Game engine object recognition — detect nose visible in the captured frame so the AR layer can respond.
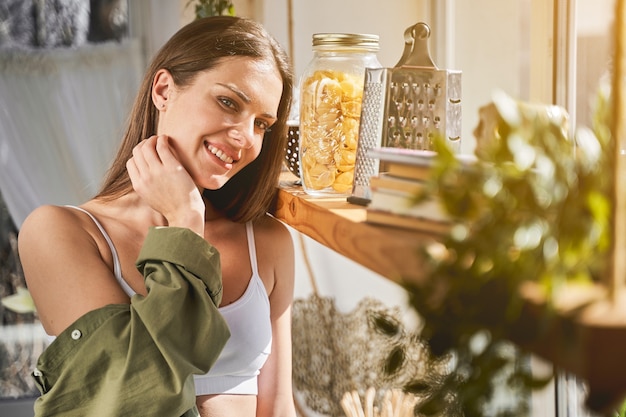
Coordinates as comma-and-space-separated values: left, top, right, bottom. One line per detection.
228, 117, 256, 149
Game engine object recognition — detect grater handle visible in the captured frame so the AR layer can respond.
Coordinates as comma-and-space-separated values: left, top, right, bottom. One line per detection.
394, 22, 437, 69
394, 25, 417, 67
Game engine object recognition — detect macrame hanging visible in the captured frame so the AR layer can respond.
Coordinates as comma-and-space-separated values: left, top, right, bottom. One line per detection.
290, 234, 450, 417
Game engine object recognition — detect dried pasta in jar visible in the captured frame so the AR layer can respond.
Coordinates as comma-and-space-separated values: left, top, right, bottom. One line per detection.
299, 33, 380, 196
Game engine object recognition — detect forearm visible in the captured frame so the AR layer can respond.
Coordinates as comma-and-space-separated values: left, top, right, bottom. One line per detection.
134, 226, 230, 373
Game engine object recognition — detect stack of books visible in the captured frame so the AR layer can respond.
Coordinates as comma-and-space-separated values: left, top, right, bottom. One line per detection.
365, 147, 476, 235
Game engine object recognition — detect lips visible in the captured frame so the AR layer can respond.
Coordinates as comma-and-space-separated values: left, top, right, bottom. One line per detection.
207, 144, 235, 164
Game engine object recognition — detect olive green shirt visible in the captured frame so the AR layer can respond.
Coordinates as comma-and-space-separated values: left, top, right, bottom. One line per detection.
31, 227, 231, 417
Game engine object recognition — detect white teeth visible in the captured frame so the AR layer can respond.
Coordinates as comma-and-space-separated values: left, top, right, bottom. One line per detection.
208, 144, 234, 164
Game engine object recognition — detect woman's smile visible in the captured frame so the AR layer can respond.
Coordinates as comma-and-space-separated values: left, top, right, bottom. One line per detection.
207, 143, 235, 164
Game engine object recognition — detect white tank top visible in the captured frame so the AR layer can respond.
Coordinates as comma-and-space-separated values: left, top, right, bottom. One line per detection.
193, 223, 272, 396
67, 206, 272, 395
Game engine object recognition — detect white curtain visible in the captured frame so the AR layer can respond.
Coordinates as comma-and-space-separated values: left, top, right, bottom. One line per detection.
0, 39, 143, 228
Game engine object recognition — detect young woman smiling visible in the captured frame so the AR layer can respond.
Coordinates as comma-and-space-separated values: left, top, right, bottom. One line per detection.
19, 16, 296, 417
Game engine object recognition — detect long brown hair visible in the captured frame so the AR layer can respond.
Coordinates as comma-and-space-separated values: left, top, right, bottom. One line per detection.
96, 16, 293, 222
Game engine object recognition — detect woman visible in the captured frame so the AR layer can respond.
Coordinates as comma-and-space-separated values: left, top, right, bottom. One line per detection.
18, 16, 296, 417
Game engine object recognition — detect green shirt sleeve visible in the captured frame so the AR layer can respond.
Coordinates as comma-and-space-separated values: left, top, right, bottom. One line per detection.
32, 227, 231, 417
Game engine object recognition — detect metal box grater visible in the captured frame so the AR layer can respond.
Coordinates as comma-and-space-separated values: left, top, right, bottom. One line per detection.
348, 22, 462, 205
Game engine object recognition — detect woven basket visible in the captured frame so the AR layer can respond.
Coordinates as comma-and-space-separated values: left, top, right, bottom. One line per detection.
285, 123, 300, 178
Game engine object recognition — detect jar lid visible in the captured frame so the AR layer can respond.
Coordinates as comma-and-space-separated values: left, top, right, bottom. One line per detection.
312, 33, 380, 51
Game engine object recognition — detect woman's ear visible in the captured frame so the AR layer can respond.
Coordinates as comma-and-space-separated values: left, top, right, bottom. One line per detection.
152, 69, 173, 111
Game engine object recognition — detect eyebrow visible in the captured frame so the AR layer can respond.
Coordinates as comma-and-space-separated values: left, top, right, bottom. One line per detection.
217, 83, 277, 120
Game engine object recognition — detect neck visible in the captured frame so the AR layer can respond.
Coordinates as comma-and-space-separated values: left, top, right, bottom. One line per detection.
203, 199, 224, 222
97, 192, 169, 228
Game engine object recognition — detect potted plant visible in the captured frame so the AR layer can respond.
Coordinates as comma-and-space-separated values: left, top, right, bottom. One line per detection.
384, 84, 613, 416
186, 0, 235, 18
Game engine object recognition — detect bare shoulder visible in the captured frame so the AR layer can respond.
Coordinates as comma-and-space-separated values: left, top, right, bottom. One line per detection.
18, 204, 104, 256
19, 205, 90, 248
19, 204, 128, 335
18, 204, 103, 280
252, 214, 294, 250
21, 204, 83, 227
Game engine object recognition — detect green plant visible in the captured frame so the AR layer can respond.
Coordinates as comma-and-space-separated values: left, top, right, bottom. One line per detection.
186, 0, 235, 19
388, 88, 613, 416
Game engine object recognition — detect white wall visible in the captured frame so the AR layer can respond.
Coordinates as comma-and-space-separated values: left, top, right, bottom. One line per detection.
451, 0, 526, 154
288, 229, 418, 321
575, 0, 614, 129
259, 0, 428, 79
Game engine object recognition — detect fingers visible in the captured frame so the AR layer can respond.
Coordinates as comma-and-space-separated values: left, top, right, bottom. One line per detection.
127, 135, 162, 194
132, 135, 183, 173
125, 135, 205, 233
126, 134, 195, 199
131, 135, 160, 173
127, 135, 177, 179
154, 134, 182, 168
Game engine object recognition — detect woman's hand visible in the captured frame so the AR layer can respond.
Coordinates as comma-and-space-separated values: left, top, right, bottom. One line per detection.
127, 135, 205, 235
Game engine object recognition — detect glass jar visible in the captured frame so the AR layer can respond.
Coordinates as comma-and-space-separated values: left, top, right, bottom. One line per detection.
299, 33, 381, 196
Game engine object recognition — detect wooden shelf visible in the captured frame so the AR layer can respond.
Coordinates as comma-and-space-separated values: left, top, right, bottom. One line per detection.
271, 173, 438, 285
271, 172, 626, 414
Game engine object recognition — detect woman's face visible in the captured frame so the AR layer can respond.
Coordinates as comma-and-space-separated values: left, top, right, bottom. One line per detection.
154, 56, 283, 190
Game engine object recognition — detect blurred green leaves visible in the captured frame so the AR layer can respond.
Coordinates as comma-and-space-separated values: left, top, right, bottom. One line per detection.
394, 89, 612, 416
187, 0, 235, 19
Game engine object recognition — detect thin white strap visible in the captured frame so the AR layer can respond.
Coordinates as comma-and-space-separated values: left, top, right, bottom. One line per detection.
245, 222, 260, 277
64, 205, 135, 297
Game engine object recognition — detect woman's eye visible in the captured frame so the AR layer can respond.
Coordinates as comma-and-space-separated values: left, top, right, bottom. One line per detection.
219, 97, 237, 110
255, 120, 272, 132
